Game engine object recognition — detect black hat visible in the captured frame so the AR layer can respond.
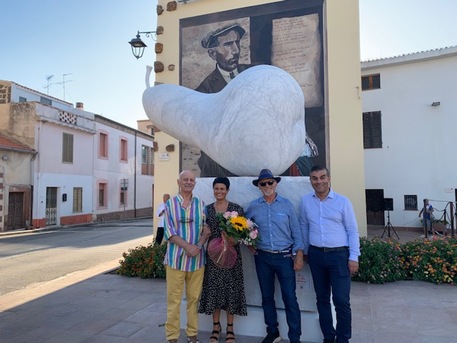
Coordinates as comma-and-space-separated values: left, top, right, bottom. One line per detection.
201, 23, 245, 49
252, 169, 281, 187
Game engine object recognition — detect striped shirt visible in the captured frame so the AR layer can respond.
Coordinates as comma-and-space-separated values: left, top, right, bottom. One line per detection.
163, 193, 206, 271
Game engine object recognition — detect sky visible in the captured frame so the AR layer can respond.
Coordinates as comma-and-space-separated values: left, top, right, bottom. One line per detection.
2, 0, 457, 129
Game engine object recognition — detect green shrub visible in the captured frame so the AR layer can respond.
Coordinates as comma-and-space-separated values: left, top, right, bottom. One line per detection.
352, 237, 405, 284
353, 236, 457, 285
117, 243, 167, 279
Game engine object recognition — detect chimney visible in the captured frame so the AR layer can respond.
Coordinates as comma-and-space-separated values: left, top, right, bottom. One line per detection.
76, 102, 84, 109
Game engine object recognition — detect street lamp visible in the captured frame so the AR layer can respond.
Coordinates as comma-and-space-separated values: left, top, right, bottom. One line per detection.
128, 31, 156, 59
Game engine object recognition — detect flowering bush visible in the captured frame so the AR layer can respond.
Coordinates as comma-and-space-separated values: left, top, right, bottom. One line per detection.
352, 237, 405, 284
217, 211, 259, 247
117, 243, 166, 279
402, 237, 457, 284
353, 236, 457, 285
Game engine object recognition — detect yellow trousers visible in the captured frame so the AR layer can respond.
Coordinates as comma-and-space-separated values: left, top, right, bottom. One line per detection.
165, 265, 205, 340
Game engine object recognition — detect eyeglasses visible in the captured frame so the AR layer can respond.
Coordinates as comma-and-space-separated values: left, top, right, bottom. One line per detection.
259, 180, 275, 187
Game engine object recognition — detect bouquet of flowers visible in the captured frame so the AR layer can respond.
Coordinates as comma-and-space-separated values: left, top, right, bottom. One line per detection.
207, 211, 259, 268
217, 211, 259, 247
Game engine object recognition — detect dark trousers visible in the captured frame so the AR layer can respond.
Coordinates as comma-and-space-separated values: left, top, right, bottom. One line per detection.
254, 250, 301, 342
155, 227, 164, 245
308, 246, 352, 343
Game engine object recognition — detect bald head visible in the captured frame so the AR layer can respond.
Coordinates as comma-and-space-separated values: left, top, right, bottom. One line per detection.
178, 170, 196, 195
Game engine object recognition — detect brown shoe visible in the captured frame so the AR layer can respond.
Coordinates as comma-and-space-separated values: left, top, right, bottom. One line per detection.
167, 340, 178, 343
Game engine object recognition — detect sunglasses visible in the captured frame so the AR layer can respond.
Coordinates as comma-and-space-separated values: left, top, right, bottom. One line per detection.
259, 180, 275, 187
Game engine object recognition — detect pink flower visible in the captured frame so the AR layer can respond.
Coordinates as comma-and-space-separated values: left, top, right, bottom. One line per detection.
249, 229, 258, 239
223, 211, 239, 219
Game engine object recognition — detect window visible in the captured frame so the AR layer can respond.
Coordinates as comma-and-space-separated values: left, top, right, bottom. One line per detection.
98, 182, 107, 207
120, 190, 127, 206
40, 96, 52, 106
120, 178, 128, 206
120, 138, 128, 162
62, 133, 74, 163
404, 195, 418, 211
73, 187, 83, 212
99, 132, 108, 158
361, 74, 381, 90
141, 145, 154, 175
19, 96, 27, 102
363, 111, 382, 149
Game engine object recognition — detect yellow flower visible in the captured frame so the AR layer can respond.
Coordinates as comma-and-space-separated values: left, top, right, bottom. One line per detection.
230, 216, 248, 231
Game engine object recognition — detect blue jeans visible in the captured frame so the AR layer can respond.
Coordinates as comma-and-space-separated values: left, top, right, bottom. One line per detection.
308, 246, 352, 343
254, 250, 301, 342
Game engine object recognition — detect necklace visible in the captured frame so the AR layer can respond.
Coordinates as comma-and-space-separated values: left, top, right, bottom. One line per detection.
214, 200, 228, 213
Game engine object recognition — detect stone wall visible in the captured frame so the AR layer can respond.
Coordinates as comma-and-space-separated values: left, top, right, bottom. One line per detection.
0, 102, 36, 148
0, 82, 12, 104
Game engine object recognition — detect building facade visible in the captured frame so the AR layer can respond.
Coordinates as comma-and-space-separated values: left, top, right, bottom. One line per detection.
150, 0, 367, 237
94, 115, 154, 222
0, 134, 36, 231
362, 46, 457, 228
0, 80, 154, 231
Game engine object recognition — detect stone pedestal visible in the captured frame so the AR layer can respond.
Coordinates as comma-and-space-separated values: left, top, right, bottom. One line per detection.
181, 176, 323, 342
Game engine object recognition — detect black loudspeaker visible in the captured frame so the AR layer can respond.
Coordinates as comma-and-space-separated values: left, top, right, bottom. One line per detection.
384, 198, 393, 211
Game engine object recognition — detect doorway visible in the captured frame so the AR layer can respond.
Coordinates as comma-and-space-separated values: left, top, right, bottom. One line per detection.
46, 187, 57, 225
7, 192, 25, 229
366, 189, 385, 225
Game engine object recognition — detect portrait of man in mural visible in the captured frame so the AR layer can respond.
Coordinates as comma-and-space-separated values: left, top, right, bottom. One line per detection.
196, 23, 253, 93
195, 23, 257, 177
180, 1, 325, 178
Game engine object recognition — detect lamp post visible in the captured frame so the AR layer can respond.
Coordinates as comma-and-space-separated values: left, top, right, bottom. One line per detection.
128, 31, 156, 59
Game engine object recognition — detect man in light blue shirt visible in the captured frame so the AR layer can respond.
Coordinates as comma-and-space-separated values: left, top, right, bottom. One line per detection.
299, 165, 360, 343
246, 169, 304, 343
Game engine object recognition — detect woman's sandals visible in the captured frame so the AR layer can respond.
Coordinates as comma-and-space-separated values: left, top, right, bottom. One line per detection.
209, 322, 221, 343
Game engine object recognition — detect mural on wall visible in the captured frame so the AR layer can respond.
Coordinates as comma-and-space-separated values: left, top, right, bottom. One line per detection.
180, 0, 325, 177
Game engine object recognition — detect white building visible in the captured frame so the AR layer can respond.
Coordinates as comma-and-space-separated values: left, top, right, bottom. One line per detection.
362, 46, 457, 229
0, 80, 154, 231
93, 115, 154, 222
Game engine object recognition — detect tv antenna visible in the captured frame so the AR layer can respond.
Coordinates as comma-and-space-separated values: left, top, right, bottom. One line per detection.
44, 75, 54, 94
53, 73, 73, 100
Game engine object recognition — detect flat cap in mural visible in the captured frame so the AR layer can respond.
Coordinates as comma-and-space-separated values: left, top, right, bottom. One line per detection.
201, 23, 246, 48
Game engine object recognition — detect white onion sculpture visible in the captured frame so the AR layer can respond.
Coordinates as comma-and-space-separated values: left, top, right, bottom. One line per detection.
143, 64, 306, 176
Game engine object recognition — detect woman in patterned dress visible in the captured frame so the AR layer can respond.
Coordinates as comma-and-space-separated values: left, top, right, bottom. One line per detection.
199, 177, 247, 343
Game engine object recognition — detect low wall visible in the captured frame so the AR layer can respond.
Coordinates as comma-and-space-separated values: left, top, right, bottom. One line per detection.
96, 207, 152, 222
60, 213, 93, 226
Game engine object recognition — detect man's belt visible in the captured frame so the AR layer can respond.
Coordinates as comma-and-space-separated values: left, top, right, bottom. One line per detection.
310, 245, 348, 252
258, 248, 292, 254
